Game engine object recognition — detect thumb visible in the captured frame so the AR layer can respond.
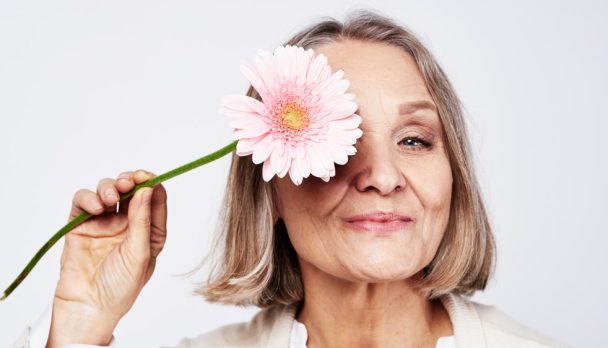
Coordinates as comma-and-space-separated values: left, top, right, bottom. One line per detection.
125, 187, 154, 263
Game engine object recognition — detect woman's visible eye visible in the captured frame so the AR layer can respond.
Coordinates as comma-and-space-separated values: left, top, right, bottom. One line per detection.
398, 136, 432, 151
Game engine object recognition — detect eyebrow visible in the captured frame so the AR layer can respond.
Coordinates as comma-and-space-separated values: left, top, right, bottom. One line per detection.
398, 100, 437, 115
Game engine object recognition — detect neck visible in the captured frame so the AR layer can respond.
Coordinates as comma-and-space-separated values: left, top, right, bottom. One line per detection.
295, 260, 453, 348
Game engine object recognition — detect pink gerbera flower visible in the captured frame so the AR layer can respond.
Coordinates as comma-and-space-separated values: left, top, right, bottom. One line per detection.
220, 45, 363, 185
1, 45, 365, 301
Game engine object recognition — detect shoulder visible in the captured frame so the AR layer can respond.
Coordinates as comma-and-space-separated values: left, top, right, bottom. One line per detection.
447, 293, 571, 348
167, 303, 297, 348
472, 300, 568, 347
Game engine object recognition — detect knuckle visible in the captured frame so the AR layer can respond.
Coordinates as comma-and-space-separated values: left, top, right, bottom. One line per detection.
137, 169, 156, 177
134, 211, 151, 225
97, 177, 114, 189
117, 171, 132, 180
73, 189, 90, 203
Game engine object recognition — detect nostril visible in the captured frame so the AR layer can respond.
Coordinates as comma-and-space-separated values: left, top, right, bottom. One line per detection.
355, 167, 407, 195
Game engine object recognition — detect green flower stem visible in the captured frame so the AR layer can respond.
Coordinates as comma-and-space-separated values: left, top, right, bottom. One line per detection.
1, 140, 238, 302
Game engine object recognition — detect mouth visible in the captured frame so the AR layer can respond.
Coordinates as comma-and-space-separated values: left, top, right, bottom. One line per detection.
345, 211, 413, 234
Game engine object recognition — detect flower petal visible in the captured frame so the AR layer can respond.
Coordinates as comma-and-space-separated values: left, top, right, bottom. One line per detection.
345, 144, 356, 156
293, 47, 312, 85
221, 95, 267, 115
251, 135, 275, 164
228, 114, 267, 130
308, 145, 330, 178
240, 62, 271, 101
317, 101, 358, 122
236, 135, 265, 156
306, 54, 331, 86
312, 142, 335, 172
326, 114, 362, 130
288, 161, 304, 186
262, 159, 276, 182
284, 154, 306, 180
326, 128, 363, 146
316, 70, 349, 98
324, 141, 349, 165
269, 141, 289, 174
278, 155, 291, 178
252, 50, 278, 97
232, 122, 271, 140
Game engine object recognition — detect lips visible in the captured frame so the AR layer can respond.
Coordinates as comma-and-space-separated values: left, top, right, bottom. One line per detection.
346, 211, 413, 223
345, 211, 413, 234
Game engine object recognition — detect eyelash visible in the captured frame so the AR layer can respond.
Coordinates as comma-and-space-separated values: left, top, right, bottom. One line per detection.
398, 136, 433, 151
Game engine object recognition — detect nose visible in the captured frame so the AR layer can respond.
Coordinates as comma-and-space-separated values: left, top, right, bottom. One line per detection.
351, 137, 406, 196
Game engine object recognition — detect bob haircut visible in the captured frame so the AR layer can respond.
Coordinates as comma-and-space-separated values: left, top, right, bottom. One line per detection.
189, 9, 496, 308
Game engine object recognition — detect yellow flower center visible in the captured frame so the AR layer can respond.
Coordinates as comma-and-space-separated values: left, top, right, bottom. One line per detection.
280, 102, 308, 131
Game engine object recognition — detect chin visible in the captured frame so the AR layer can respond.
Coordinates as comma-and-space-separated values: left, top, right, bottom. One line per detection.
342, 258, 419, 283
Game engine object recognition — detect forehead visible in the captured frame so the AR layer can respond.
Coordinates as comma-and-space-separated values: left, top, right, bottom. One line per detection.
313, 39, 431, 98
313, 39, 438, 127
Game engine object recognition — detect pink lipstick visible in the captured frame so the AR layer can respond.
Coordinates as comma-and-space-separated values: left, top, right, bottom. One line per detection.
345, 211, 413, 234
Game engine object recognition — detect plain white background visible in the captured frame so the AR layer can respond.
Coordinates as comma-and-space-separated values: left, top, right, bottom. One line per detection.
0, 0, 606, 346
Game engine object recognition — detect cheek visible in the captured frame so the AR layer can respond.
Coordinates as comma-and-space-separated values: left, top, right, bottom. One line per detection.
277, 174, 346, 211
424, 166, 452, 212
408, 152, 453, 212
413, 156, 453, 250
282, 210, 342, 277
275, 178, 347, 264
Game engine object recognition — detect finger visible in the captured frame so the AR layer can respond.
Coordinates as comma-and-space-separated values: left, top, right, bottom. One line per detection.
115, 171, 135, 193
96, 178, 120, 210
117, 169, 156, 214
115, 171, 135, 214
124, 187, 154, 266
68, 189, 106, 220
133, 169, 157, 185
149, 184, 168, 259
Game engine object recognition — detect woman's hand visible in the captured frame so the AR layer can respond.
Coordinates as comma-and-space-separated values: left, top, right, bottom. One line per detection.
46, 169, 167, 347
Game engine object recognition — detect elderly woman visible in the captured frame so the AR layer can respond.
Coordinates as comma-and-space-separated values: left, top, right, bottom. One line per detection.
14, 10, 566, 348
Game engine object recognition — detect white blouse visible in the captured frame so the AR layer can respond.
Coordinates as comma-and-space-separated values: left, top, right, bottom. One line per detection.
25, 298, 457, 347
18, 292, 568, 347
289, 318, 456, 348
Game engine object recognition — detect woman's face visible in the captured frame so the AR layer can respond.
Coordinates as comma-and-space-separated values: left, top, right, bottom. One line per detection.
272, 39, 453, 282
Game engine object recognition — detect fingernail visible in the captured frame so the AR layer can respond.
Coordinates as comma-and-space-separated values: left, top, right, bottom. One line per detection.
105, 188, 118, 200
117, 173, 130, 181
93, 201, 103, 211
